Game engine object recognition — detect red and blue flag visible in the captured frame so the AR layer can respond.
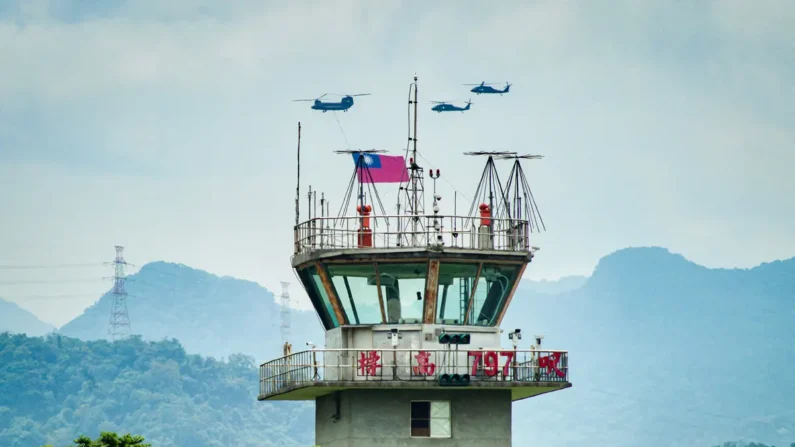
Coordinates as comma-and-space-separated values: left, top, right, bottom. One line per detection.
352, 153, 408, 183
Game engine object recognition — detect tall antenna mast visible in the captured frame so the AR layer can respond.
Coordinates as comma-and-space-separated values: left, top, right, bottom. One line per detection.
397, 74, 426, 246
295, 122, 301, 226
280, 281, 291, 347
107, 245, 132, 341
412, 72, 419, 215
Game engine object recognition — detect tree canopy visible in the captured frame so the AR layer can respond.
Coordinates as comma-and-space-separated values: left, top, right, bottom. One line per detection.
42, 431, 150, 447
0, 332, 313, 447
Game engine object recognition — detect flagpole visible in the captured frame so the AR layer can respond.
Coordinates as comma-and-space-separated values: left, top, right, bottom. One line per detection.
358, 152, 365, 213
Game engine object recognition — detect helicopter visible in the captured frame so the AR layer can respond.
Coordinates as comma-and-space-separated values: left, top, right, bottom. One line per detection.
430, 99, 472, 113
463, 82, 511, 95
292, 93, 371, 112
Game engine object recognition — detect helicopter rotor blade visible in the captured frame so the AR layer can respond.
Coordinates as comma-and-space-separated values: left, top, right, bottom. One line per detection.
293, 93, 328, 102
333, 148, 389, 154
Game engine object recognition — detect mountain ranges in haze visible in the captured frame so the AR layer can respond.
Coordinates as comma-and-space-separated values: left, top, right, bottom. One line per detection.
504, 246, 795, 447
2, 246, 794, 447
58, 261, 326, 361
0, 297, 55, 337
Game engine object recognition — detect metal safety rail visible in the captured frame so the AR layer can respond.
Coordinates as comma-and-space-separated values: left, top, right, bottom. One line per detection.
293, 215, 533, 255
259, 348, 568, 398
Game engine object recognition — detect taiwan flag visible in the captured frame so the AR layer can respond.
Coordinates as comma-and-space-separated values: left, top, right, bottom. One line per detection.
352, 153, 409, 184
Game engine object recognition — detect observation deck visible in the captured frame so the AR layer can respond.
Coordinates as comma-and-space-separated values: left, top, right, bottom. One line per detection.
258, 346, 570, 402
294, 214, 533, 258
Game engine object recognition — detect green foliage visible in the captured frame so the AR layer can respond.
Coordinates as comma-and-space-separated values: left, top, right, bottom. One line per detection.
41, 431, 150, 447
0, 332, 313, 447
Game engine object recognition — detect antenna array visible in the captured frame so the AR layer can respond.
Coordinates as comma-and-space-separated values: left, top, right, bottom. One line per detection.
397, 74, 427, 246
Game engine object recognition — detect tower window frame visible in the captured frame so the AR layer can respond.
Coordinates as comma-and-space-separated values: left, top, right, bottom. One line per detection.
409, 400, 451, 438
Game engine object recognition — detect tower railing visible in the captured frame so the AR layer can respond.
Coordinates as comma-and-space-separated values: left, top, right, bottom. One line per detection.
258, 348, 568, 399
293, 215, 534, 255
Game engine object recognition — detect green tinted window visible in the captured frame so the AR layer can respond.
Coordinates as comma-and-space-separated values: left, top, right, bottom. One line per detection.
326, 263, 384, 325
436, 263, 480, 324
469, 263, 521, 326
297, 265, 338, 329
375, 262, 428, 323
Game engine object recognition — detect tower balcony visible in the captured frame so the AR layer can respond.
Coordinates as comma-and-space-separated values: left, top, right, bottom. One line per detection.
293, 214, 534, 258
258, 347, 570, 402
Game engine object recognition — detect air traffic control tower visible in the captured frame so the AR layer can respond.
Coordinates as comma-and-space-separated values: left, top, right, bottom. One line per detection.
258, 77, 571, 446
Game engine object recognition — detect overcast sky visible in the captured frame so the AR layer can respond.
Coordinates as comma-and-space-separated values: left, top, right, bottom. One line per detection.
1, 0, 793, 327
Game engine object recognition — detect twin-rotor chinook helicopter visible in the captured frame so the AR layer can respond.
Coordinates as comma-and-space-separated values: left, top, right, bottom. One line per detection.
292, 93, 372, 113
294, 81, 510, 114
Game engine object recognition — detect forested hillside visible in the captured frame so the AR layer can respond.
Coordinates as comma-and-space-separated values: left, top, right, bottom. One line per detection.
0, 332, 313, 447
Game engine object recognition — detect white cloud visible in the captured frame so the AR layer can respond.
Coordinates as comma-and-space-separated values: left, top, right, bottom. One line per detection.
0, 0, 407, 102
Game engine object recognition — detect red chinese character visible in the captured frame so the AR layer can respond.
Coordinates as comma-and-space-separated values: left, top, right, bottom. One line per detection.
412, 351, 436, 376
358, 350, 382, 376
538, 352, 565, 378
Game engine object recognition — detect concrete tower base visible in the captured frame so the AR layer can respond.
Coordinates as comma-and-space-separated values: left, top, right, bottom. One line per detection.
315, 389, 512, 447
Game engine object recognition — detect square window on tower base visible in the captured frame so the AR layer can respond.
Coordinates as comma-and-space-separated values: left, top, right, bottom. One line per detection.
410, 400, 451, 438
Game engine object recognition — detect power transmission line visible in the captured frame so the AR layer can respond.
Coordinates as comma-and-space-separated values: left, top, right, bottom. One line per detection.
0, 263, 104, 270
1, 294, 94, 301
0, 279, 108, 285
